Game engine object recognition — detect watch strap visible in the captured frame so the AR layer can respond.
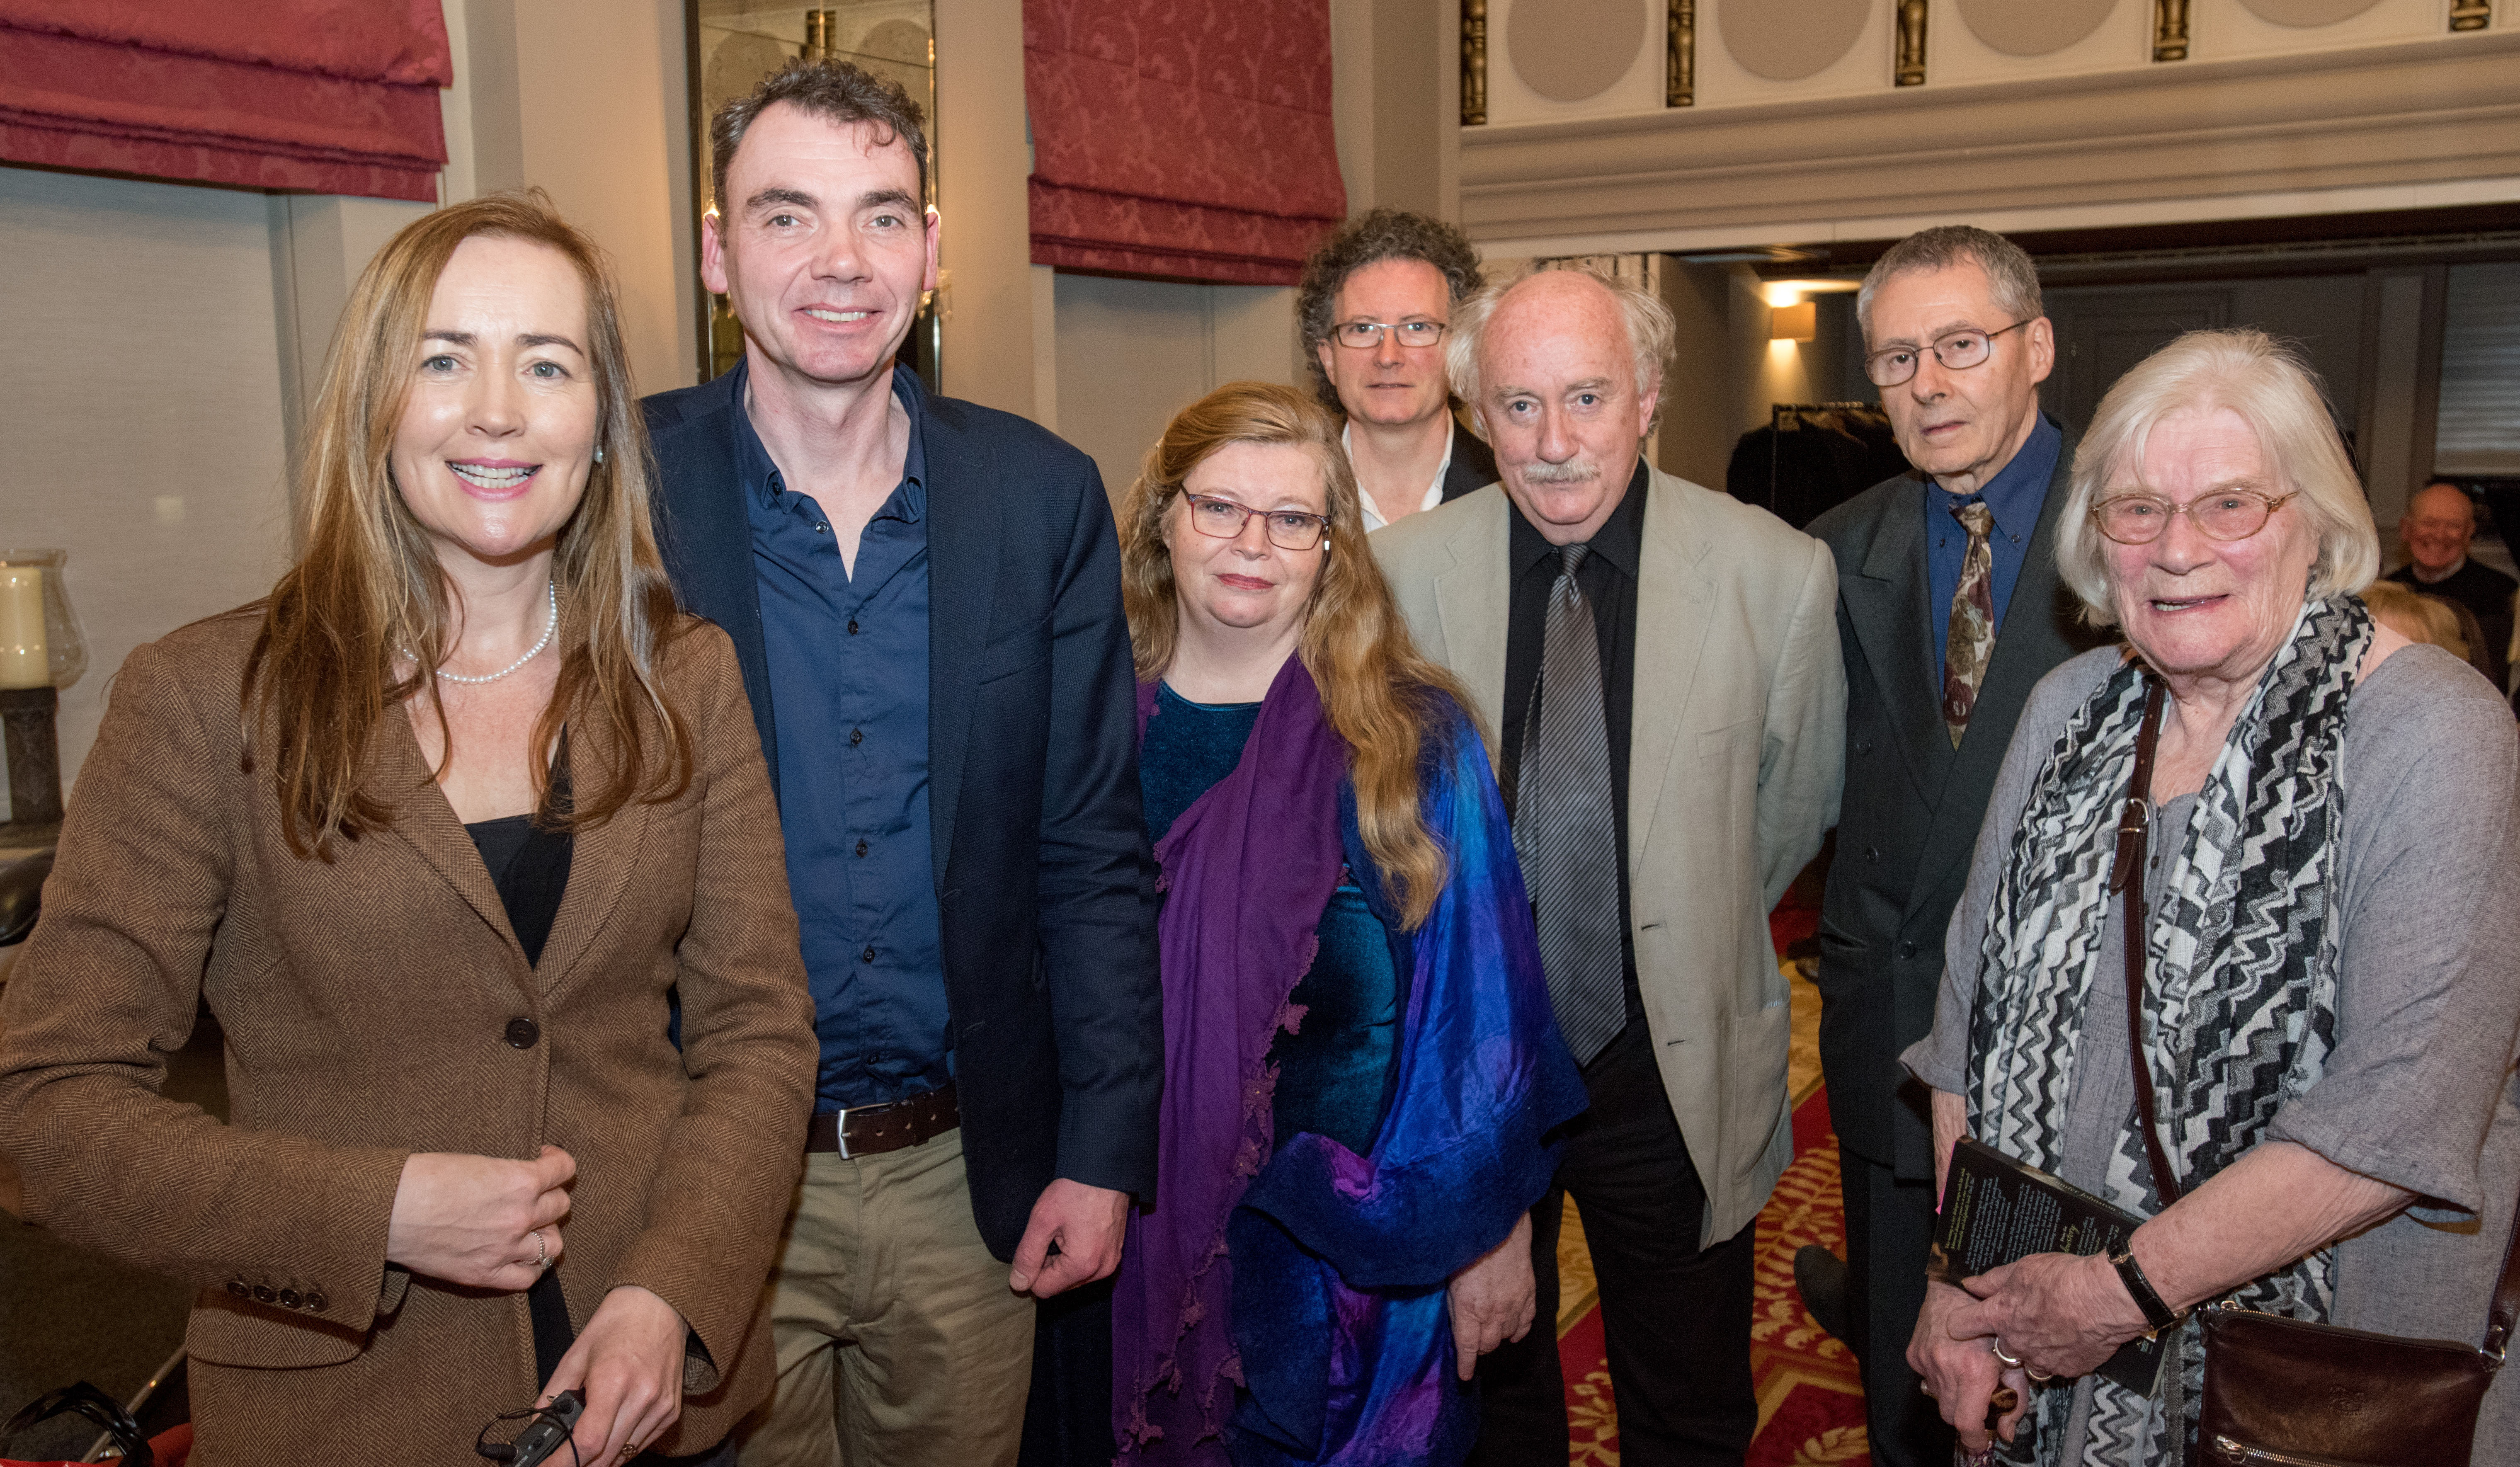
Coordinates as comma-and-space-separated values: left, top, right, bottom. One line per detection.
2111, 1243, 2181, 1334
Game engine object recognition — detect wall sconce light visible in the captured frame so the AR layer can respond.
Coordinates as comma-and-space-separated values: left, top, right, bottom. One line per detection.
0, 548, 89, 839
1769, 301, 1817, 342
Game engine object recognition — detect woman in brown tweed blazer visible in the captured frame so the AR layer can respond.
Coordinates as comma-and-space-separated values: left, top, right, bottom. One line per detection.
0, 193, 815, 1464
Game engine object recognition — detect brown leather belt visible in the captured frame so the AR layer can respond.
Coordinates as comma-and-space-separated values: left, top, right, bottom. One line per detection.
806, 1081, 959, 1157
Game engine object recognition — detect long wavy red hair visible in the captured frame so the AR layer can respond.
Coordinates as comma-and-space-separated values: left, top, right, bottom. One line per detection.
1119, 382, 1475, 930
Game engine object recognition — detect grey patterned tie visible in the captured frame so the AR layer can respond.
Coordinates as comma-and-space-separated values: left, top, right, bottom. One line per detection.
1513, 544, 1629, 1066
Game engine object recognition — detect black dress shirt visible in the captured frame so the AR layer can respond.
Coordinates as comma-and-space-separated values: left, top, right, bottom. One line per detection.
1500, 458, 1650, 1028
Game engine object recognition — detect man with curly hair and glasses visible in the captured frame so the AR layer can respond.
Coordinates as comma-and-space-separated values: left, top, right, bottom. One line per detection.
1296, 209, 1499, 531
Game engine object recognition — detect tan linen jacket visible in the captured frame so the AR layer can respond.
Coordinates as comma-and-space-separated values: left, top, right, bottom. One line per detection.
1373, 468, 1846, 1245
0, 607, 816, 1462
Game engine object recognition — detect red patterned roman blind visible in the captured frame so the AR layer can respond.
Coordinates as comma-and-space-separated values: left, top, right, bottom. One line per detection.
1024, 0, 1347, 286
0, 0, 450, 201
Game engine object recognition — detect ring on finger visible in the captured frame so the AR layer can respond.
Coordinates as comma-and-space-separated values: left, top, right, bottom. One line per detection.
1990, 1341, 2025, 1369
530, 1229, 549, 1270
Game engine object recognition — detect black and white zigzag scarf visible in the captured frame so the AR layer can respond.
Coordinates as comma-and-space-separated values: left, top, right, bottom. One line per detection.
1964, 593, 2373, 1467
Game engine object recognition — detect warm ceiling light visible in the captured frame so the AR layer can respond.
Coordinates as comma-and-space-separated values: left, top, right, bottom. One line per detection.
1770, 301, 1817, 342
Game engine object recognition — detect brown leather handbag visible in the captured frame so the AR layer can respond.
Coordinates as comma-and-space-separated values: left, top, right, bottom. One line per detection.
2109, 678, 2520, 1467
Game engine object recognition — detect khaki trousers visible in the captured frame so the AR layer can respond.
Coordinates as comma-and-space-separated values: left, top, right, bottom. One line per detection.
734, 1128, 1034, 1467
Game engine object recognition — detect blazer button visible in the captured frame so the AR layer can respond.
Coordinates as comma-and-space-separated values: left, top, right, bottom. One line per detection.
505, 1018, 541, 1049
1865, 845, 1882, 864
279, 1288, 303, 1309
306, 1289, 330, 1313
227, 1278, 250, 1298
252, 1283, 276, 1303
1899, 940, 1919, 958
1856, 740, 1873, 756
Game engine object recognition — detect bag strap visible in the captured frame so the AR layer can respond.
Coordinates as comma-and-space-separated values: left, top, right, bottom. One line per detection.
2103, 673, 2520, 1360
2109, 676, 2183, 1208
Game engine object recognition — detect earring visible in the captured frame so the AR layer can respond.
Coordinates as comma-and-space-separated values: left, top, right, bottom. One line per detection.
594, 444, 606, 464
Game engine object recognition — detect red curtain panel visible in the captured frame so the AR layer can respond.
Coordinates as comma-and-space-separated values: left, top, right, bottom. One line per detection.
0, 0, 450, 201
1025, 0, 1346, 286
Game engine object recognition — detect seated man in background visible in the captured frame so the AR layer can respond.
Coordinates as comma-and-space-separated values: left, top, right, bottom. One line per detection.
1295, 208, 1497, 529
2388, 478, 2515, 692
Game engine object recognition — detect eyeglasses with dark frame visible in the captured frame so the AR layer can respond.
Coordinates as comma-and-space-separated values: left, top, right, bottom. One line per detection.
1864, 318, 2034, 387
1181, 492, 1333, 551
2090, 488, 2299, 545
1331, 319, 1448, 350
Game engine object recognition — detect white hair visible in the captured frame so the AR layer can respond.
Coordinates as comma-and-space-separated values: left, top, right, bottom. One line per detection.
1444, 267, 1675, 432
2054, 327, 2379, 628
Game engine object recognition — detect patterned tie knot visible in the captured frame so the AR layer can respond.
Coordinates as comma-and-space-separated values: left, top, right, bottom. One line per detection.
1557, 543, 1591, 579
1954, 500, 1994, 537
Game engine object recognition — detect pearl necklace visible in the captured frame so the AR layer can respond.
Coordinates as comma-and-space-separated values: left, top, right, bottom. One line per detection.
417, 581, 557, 684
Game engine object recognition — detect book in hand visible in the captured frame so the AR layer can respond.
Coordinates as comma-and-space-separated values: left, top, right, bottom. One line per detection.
1930, 1137, 2168, 1396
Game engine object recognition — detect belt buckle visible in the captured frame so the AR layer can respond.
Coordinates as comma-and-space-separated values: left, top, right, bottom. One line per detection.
833, 1105, 856, 1160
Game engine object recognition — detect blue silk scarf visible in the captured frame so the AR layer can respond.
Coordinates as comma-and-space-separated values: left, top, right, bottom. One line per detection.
1113, 657, 1585, 1466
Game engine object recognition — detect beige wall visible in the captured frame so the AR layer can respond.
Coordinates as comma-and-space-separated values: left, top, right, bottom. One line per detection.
1050, 274, 1306, 500
0, 168, 298, 805
934, 0, 1043, 417
470, 0, 700, 396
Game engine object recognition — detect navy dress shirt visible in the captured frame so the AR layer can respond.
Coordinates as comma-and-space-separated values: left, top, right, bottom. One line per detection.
736, 360, 949, 1113
1924, 412, 2062, 686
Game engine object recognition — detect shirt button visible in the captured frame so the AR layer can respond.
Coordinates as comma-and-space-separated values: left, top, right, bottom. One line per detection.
847, 619, 859, 635
849, 728, 863, 747
504, 1018, 541, 1049
856, 839, 868, 857
861, 946, 877, 963
815, 522, 828, 533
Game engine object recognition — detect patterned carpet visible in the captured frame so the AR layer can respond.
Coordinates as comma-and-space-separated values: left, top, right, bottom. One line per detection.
1553, 955, 1870, 1466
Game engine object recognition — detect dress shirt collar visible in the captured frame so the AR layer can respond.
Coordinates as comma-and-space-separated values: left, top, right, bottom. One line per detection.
1346, 420, 1454, 532
731, 356, 928, 521
1509, 456, 1649, 580
1931, 410, 2059, 541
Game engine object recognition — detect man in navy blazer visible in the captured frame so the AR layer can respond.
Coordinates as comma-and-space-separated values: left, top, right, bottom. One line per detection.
642, 59, 1159, 1467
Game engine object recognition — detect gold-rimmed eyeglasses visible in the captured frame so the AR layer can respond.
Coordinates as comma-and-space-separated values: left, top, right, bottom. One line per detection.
1332, 319, 1447, 349
1865, 318, 2034, 387
1182, 492, 1332, 551
2090, 489, 2298, 546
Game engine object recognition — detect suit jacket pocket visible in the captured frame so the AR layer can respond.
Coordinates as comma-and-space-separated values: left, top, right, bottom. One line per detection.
1721, 1003, 1793, 1189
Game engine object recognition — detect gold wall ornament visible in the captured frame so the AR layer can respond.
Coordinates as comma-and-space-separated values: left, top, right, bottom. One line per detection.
1895, 0, 1928, 86
1668, 0, 1696, 107
803, 9, 837, 62
1462, 0, 1488, 125
2154, 0, 2191, 61
2450, 0, 2490, 29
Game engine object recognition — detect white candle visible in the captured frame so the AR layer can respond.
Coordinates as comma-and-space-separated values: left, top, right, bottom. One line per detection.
0, 567, 47, 689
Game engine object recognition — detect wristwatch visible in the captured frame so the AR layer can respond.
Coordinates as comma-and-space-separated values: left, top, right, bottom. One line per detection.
2109, 1242, 2183, 1335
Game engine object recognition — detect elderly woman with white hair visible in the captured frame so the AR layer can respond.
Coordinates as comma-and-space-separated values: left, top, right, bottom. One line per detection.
1901, 327, 2520, 1465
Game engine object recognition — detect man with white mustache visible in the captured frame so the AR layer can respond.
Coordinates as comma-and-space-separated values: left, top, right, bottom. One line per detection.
1373, 267, 1844, 1465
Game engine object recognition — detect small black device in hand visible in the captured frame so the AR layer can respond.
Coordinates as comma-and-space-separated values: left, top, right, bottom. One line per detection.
477, 1388, 584, 1466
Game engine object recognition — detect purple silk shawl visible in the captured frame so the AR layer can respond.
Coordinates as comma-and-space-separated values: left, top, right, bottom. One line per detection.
1114, 657, 1349, 1459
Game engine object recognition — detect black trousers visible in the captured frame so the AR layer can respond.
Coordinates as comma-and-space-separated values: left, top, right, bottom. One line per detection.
1840, 1150, 1956, 1467
1467, 1023, 1758, 1467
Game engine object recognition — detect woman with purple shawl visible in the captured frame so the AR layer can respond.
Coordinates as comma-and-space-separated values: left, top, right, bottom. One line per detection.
1106, 382, 1586, 1467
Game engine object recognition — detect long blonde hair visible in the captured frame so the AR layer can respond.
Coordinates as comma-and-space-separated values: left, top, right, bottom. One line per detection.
244, 189, 691, 856
1120, 382, 1472, 930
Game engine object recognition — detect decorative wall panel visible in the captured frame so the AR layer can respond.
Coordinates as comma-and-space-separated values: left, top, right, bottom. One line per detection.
1510, 0, 1647, 100
1956, 0, 2119, 55
2238, 0, 2384, 23
1720, 0, 1871, 80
